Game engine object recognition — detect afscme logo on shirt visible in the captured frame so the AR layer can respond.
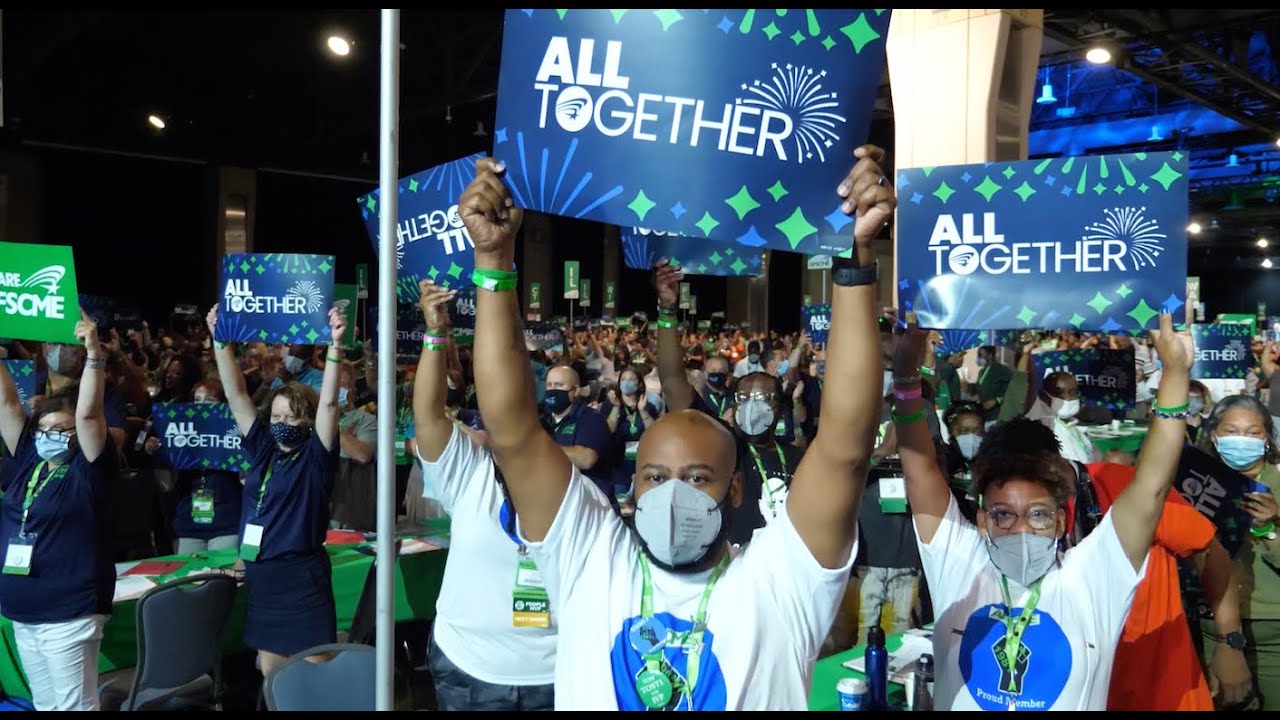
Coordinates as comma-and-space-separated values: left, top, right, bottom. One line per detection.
531, 37, 846, 164
0, 265, 68, 320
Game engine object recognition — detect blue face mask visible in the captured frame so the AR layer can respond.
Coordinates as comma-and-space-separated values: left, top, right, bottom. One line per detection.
619, 379, 640, 395
1215, 435, 1266, 470
35, 431, 74, 462
777, 360, 790, 376
338, 388, 349, 406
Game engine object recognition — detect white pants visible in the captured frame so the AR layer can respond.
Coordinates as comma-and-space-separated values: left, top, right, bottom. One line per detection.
13, 615, 108, 711
175, 534, 240, 555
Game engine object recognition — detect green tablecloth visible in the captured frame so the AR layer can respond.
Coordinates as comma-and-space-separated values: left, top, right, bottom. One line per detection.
1084, 424, 1148, 455
0, 521, 450, 701
808, 637, 910, 711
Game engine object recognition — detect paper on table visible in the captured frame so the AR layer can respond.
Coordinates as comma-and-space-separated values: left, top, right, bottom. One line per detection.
113, 575, 157, 603
841, 628, 935, 684
399, 539, 443, 556
122, 560, 187, 577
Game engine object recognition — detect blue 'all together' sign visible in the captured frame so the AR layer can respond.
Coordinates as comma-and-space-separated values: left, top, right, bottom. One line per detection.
493, 9, 890, 255
1, 360, 35, 416
1192, 323, 1254, 379
1032, 348, 1136, 410
150, 403, 248, 473
802, 304, 831, 345
897, 152, 1189, 332
621, 227, 762, 277
358, 154, 484, 302
215, 254, 335, 346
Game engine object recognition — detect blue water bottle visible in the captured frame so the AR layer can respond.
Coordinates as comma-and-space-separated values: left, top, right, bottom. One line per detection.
865, 624, 889, 711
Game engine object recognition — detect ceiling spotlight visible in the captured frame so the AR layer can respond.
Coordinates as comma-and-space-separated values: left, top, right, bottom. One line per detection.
147, 115, 166, 130
327, 36, 351, 56
1187, 222, 1202, 235
1260, 238, 1270, 249
473, 121, 488, 138
1263, 258, 1274, 269
1085, 46, 1112, 64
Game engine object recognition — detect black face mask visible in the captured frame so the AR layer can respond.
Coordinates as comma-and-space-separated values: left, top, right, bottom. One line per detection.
544, 389, 573, 415
446, 386, 466, 408
707, 372, 727, 389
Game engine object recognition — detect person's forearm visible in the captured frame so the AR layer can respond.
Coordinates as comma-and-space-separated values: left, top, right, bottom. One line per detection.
811, 252, 879, 468
339, 432, 375, 464
999, 371, 1029, 422
656, 321, 694, 411
77, 347, 106, 422
1200, 540, 1243, 636
474, 253, 543, 453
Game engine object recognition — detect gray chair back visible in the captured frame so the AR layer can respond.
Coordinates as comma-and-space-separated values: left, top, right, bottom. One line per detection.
128, 573, 238, 709
264, 644, 377, 711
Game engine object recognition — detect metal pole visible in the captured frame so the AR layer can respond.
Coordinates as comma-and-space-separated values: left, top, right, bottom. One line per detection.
822, 268, 829, 304
375, 8, 400, 712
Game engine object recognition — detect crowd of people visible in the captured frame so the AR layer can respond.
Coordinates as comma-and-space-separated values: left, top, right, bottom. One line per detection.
0, 148, 1278, 710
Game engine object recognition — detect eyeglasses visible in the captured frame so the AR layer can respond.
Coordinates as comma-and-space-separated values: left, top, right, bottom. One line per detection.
735, 391, 775, 404
35, 427, 75, 442
985, 506, 1058, 531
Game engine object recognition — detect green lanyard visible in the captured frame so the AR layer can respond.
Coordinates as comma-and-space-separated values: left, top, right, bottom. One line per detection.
747, 442, 787, 481
255, 455, 297, 514
708, 392, 730, 415
637, 552, 730, 707
21, 462, 68, 538
997, 576, 1042, 694
629, 409, 641, 436
978, 365, 991, 387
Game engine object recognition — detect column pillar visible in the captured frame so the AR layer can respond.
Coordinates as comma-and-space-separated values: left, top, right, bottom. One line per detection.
522, 211, 553, 321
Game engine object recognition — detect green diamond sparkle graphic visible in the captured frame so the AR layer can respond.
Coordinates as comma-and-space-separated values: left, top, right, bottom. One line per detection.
766, 180, 788, 202
1016, 306, 1037, 325
1069, 313, 1086, 328
1087, 292, 1112, 315
775, 207, 818, 248
1127, 299, 1159, 328
973, 176, 1003, 202
306, 329, 319, 343
1150, 162, 1184, 191
1001, 166, 1015, 180
821, 35, 836, 51
839, 13, 881, 53
1115, 284, 1132, 299
1092, 182, 1107, 196
694, 211, 720, 237
762, 21, 780, 40
708, 251, 723, 265
627, 190, 656, 222
725, 185, 761, 220
447, 262, 464, 279
408, 179, 418, 192
1013, 181, 1036, 202
932, 181, 956, 204
653, 9, 683, 31
730, 258, 748, 274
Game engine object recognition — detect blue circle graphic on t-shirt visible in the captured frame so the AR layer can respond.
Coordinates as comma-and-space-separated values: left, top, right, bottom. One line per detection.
611, 612, 728, 711
958, 603, 1072, 711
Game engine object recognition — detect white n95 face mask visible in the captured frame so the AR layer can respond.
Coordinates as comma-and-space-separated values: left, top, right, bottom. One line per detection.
632, 480, 726, 570
283, 355, 307, 375
1052, 397, 1080, 420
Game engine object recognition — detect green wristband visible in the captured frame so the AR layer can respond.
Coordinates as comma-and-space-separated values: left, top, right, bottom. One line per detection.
472, 268, 519, 292
656, 319, 677, 329
892, 410, 926, 425
1251, 522, 1276, 539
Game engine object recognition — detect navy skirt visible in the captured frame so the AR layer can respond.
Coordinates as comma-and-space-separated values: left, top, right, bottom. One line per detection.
242, 550, 336, 656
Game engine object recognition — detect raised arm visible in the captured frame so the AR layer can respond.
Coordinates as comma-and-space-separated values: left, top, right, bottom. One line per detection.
207, 305, 260, 435
1111, 312, 1191, 571
652, 260, 695, 412
891, 320, 952, 543
465, 158, 571, 541
0, 357, 26, 454
787, 145, 895, 569
413, 280, 461, 461
313, 308, 346, 452
73, 312, 109, 462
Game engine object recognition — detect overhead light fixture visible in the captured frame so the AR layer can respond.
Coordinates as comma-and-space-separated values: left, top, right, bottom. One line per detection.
1186, 222, 1202, 235
473, 121, 488, 138
1085, 46, 1112, 64
147, 115, 166, 130
445, 105, 453, 125
1036, 69, 1057, 105
1228, 152, 1240, 168
1260, 237, 1270, 249
327, 35, 351, 56
1148, 124, 1165, 142
1263, 258, 1273, 269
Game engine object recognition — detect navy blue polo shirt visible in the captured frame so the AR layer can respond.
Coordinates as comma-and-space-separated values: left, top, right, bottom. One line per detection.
702, 389, 734, 419
173, 469, 243, 540
238, 419, 338, 562
546, 401, 614, 496
102, 385, 128, 434
0, 432, 117, 623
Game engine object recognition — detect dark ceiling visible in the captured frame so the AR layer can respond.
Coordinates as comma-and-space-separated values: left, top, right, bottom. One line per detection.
5, 8, 1280, 273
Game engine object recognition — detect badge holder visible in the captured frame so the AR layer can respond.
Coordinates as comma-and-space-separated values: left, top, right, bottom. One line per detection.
879, 476, 909, 514
625, 441, 639, 462
3, 535, 35, 576
511, 555, 550, 628
239, 523, 264, 562
192, 490, 215, 525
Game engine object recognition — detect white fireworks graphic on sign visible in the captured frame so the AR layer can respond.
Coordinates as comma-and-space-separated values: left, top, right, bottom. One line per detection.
1082, 206, 1167, 270
739, 63, 846, 164
286, 281, 324, 313
395, 238, 406, 270
1224, 339, 1249, 362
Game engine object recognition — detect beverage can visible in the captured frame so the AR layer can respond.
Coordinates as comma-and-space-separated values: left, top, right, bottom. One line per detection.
837, 677, 868, 711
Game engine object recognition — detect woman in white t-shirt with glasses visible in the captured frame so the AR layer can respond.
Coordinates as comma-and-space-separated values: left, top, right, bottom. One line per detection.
890, 312, 1190, 711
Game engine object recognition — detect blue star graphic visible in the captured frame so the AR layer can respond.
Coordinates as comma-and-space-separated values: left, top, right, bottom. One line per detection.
495, 127, 508, 144
717, 16, 733, 32
670, 202, 687, 219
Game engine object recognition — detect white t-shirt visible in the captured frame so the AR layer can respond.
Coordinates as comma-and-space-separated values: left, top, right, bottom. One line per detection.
522, 469, 856, 710
418, 425, 556, 686
733, 357, 764, 378
916, 495, 1146, 711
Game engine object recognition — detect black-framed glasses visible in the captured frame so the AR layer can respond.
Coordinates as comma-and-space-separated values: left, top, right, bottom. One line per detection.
985, 506, 1057, 531
34, 427, 76, 442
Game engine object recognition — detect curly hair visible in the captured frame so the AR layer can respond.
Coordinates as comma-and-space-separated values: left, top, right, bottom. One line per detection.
970, 418, 1074, 506
943, 400, 984, 432
1196, 394, 1280, 464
